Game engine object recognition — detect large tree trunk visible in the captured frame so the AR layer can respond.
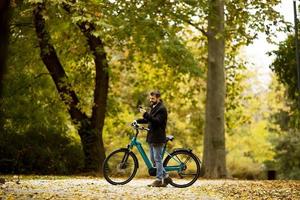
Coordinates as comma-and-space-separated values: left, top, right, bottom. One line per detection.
77, 22, 109, 172
33, 3, 108, 173
202, 0, 227, 178
0, 0, 10, 143
0, 1, 10, 183
0, 0, 10, 98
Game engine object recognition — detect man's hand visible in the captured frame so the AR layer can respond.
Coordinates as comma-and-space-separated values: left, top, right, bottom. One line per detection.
139, 106, 147, 113
139, 106, 146, 113
132, 120, 138, 126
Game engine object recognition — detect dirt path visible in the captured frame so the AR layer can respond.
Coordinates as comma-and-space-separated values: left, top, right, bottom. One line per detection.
0, 176, 299, 200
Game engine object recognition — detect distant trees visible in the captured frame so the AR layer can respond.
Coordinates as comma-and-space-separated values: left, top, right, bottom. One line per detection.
270, 35, 299, 105
269, 35, 300, 179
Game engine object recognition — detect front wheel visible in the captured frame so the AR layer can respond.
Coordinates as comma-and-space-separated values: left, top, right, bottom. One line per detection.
103, 148, 138, 185
163, 150, 201, 188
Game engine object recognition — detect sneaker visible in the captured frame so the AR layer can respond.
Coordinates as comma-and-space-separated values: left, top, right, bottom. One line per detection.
147, 179, 166, 187
162, 174, 172, 186
163, 177, 172, 185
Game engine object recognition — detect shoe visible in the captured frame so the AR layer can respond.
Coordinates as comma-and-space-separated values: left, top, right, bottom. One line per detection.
147, 179, 166, 187
162, 177, 172, 185
162, 175, 172, 186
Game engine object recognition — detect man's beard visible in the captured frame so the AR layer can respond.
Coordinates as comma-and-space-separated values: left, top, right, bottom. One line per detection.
150, 101, 158, 106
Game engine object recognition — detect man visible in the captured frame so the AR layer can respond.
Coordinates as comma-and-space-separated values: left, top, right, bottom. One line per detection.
136, 91, 172, 187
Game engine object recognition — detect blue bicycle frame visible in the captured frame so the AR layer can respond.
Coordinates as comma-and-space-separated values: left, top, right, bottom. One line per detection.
127, 129, 184, 173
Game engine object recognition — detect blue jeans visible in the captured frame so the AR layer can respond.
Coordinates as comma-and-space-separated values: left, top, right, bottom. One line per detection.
149, 143, 167, 180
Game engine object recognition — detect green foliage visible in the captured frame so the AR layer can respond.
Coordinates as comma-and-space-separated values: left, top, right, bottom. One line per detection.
274, 130, 300, 179
158, 37, 201, 75
0, 129, 83, 174
227, 120, 275, 179
0, 2, 84, 174
269, 35, 299, 103
267, 76, 291, 132
225, 68, 276, 179
227, 153, 264, 179
225, 0, 287, 46
225, 58, 251, 135
265, 76, 300, 179
102, 60, 206, 177
268, 33, 300, 179
104, 58, 206, 155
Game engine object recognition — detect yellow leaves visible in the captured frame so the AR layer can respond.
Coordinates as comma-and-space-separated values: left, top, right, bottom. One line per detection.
198, 180, 300, 200
6, 194, 16, 200
94, 12, 102, 18
248, 121, 275, 162
226, 120, 275, 178
1, 177, 300, 199
267, 75, 290, 114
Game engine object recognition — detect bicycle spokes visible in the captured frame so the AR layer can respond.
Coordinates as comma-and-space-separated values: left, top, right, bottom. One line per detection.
103, 149, 138, 185
164, 150, 200, 188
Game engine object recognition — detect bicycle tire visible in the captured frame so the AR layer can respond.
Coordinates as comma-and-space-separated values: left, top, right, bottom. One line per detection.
163, 149, 201, 188
103, 148, 138, 185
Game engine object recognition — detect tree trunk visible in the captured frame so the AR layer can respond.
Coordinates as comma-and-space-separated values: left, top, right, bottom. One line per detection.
78, 121, 106, 172
33, 3, 107, 173
0, 0, 10, 139
77, 22, 109, 173
202, 0, 227, 178
0, 0, 10, 98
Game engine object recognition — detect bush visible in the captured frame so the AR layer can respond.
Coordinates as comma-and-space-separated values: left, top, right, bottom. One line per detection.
226, 121, 275, 179
0, 128, 84, 174
227, 152, 265, 179
274, 130, 300, 179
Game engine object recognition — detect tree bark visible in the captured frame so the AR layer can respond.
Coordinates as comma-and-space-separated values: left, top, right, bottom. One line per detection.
77, 22, 109, 172
0, 0, 10, 142
202, 0, 227, 178
33, 3, 108, 173
0, 0, 10, 98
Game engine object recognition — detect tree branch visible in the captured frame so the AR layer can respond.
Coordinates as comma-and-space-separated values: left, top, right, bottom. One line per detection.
33, 2, 88, 124
185, 20, 208, 37
10, 22, 33, 28
168, 11, 208, 37
80, 23, 109, 130
62, 3, 109, 131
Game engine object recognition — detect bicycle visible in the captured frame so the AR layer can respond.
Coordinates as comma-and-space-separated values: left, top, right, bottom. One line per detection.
102, 121, 201, 188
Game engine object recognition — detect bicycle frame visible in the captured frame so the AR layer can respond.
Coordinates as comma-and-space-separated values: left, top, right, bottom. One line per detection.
127, 129, 184, 173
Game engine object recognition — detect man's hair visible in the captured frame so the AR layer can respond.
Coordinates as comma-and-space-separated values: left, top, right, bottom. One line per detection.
150, 90, 161, 97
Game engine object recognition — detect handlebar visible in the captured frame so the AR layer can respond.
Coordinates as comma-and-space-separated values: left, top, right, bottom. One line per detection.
131, 121, 150, 131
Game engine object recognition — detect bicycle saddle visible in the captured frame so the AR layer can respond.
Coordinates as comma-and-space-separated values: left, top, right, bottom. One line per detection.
166, 135, 174, 142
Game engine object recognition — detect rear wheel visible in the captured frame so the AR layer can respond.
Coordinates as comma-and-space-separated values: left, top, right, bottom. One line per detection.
103, 148, 138, 185
163, 150, 201, 188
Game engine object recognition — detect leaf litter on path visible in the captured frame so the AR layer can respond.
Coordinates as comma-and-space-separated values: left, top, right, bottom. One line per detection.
0, 176, 299, 200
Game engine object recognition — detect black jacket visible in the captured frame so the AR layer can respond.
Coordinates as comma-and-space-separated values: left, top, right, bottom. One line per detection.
136, 101, 167, 143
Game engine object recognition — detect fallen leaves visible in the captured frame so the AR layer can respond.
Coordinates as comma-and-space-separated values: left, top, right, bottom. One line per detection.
196, 180, 300, 200
0, 176, 299, 200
